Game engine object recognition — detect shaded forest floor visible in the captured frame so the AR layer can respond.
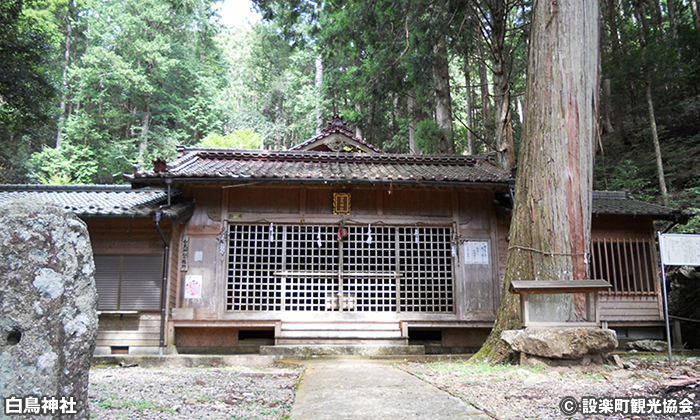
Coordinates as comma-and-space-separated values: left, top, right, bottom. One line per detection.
399, 353, 700, 419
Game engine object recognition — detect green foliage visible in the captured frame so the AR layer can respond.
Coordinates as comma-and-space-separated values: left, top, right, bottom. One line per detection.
0, 0, 59, 181
0, 0, 57, 133
599, 159, 654, 199
415, 119, 442, 155
28, 140, 97, 184
216, 21, 318, 149
0, 0, 696, 208
673, 187, 700, 234
197, 130, 263, 149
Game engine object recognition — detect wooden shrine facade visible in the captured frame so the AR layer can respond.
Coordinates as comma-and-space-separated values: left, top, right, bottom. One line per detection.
1, 120, 688, 354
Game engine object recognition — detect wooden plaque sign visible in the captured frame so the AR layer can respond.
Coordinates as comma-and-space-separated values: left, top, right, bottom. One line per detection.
333, 193, 351, 215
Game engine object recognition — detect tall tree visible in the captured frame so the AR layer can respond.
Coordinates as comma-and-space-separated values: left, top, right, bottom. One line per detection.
633, 0, 669, 206
470, 0, 517, 169
51, 0, 226, 179
472, 0, 600, 362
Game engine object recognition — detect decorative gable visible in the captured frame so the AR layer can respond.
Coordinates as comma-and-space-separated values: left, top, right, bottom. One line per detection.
288, 115, 383, 153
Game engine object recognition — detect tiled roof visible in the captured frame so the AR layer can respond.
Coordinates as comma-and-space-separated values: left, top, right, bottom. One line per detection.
288, 116, 384, 153
0, 184, 193, 219
592, 191, 687, 221
126, 148, 512, 185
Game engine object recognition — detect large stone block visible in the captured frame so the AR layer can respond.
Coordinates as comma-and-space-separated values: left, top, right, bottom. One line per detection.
0, 199, 98, 418
501, 327, 618, 360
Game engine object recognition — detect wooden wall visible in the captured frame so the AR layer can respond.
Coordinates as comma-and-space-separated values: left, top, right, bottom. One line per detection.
167, 186, 665, 330
591, 215, 655, 240
85, 218, 170, 350
87, 219, 168, 255
96, 314, 161, 348
171, 183, 504, 326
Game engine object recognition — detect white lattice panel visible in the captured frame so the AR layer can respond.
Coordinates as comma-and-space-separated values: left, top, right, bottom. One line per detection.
227, 224, 283, 311
398, 227, 454, 312
227, 224, 454, 313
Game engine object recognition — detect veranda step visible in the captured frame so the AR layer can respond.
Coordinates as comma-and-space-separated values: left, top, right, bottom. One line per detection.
275, 321, 407, 345
260, 344, 425, 358
275, 338, 409, 346
278, 330, 403, 339
280, 322, 402, 331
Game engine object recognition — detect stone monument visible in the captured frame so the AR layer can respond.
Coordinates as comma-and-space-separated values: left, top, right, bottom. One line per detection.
0, 199, 98, 418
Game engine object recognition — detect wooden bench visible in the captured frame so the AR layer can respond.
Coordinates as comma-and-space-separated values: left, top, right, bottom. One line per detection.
509, 280, 612, 328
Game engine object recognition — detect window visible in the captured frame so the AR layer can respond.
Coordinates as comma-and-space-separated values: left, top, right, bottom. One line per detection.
226, 224, 454, 313
590, 238, 657, 295
94, 255, 163, 311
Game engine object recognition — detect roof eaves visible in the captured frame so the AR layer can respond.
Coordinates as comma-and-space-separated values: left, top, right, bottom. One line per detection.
129, 176, 510, 189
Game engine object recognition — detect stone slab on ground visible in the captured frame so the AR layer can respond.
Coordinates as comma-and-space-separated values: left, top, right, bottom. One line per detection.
501, 327, 618, 360
290, 358, 490, 419
627, 339, 668, 352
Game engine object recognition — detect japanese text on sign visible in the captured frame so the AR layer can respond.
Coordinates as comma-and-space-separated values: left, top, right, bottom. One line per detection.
463, 241, 489, 265
659, 233, 700, 266
4, 395, 78, 415
559, 396, 695, 416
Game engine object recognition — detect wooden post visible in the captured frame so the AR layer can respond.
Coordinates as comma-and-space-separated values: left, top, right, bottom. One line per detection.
672, 320, 683, 349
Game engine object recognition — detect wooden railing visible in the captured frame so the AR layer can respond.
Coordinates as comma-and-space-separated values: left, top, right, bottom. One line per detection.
590, 238, 657, 296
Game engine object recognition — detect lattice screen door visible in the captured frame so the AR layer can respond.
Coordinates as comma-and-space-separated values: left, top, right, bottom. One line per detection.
227, 224, 454, 313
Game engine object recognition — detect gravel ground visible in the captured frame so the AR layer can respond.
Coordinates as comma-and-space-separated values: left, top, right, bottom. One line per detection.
88, 363, 303, 419
397, 354, 700, 419
86, 354, 698, 419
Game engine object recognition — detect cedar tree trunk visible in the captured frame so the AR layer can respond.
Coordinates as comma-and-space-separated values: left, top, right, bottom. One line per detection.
471, 0, 599, 363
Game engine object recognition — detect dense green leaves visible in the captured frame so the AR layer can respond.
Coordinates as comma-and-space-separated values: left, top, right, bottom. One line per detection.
0, 0, 698, 231
0, 0, 59, 181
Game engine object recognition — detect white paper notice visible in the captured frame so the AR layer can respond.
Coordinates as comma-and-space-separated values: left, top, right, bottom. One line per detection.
659, 233, 700, 266
184, 275, 203, 299
463, 241, 489, 265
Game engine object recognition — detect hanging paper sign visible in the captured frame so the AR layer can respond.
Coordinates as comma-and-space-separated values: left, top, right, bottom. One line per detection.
464, 241, 489, 265
269, 223, 275, 243
184, 275, 203, 299
180, 236, 189, 272
316, 227, 323, 248
414, 228, 420, 244
366, 224, 373, 245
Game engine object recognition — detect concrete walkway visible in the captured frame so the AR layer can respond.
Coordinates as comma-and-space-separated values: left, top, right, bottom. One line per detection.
290, 359, 491, 419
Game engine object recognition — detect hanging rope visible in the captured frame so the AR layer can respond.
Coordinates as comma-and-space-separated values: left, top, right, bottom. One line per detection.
508, 244, 587, 258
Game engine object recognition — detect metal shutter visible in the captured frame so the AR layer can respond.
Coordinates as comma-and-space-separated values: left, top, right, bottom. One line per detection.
93, 254, 163, 311
119, 255, 163, 310
94, 255, 121, 310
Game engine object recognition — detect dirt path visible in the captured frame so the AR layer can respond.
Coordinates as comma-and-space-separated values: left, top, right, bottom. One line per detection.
86, 354, 698, 419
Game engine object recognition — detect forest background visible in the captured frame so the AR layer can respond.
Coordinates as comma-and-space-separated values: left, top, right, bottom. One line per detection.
1, 0, 699, 234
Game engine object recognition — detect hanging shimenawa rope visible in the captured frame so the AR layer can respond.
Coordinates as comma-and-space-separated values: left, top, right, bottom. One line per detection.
508, 244, 588, 258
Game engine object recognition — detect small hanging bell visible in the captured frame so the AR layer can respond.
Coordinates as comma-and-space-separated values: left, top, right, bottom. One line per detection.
337, 219, 348, 241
